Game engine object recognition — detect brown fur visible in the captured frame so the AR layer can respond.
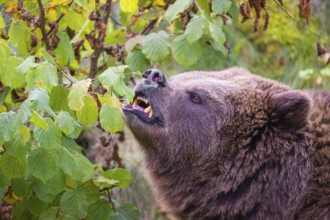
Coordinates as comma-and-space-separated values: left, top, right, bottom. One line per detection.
123, 67, 330, 220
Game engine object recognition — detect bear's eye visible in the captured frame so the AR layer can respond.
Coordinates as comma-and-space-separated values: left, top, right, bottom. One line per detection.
189, 92, 202, 104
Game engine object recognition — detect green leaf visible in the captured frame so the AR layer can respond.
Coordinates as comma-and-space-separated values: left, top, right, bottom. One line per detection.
28, 88, 54, 116
0, 111, 16, 142
39, 207, 59, 220
34, 169, 66, 198
17, 126, 31, 143
0, 153, 26, 179
0, 14, 5, 29
141, 31, 171, 62
68, 79, 92, 111
49, 86, 70, 112
79, 182, 99, 205
110, 204, 141, 220
228, 0, 239, 19
16, 100, 32, 125
67, 121, 82, 139
100, 104, 124, 134
102, 168, 132, 189
26, 61, 58, 92
196, 0, 211, 20
127, 49, 150, 73
4, 135, 27, 157
125, 35, 145, 52
212, 0, 232, 14
12, 177, 30, 197
34, 118, 62, 149
16, 56, 36, 74
184, 16, 206, 43
28, 147, 56, 183
56, 112, 75, 135
209, 23, 226, 46
76, 96, 98, 126
172, 35, 202, 67
113, 80, 135, 102
164, 0, 193, 22
87, 199, 114, 220
63, 8, 85, 32
60, 188, 89, 219
27, 196, 48, 216
8, 22, 29, 55
1, 56, 25, 89
58, 147, 93, 182
98, 66, 127, 89
30, 111, 49, 130
54, 32, 75, 67
33, 181, 56, 203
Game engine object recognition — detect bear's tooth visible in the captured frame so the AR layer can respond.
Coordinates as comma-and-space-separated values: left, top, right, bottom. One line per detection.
144, 106, 151, 113
149, 109, 153, 118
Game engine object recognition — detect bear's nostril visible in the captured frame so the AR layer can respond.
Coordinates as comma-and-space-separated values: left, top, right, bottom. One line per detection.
152, 72, 160, 83
143, 70, 152, 78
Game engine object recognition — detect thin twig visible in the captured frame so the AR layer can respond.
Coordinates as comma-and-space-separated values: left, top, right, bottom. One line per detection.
273, 0, 321, 39
46, 0, 74, 37
106, 189, 116, 212
88, 0, 112, 79
37, 0, 52, 51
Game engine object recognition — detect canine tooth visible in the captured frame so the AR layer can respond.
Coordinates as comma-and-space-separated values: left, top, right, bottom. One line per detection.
144, 106, 152, 113
149, 109, 153, 118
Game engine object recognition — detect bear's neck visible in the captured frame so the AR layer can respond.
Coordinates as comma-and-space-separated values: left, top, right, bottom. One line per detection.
143, 141, 311, 219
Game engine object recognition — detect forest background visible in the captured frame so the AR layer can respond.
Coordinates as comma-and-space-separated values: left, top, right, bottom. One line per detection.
0, 0, 329, 219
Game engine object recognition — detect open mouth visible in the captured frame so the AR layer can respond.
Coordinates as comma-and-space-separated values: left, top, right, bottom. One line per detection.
122, 93, 157, 123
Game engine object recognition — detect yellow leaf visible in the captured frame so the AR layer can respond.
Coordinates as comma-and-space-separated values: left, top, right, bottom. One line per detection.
5, 2, 18, 13
120, 0, 138, 13
45, 8, 58, 22
153, 0, 165, 7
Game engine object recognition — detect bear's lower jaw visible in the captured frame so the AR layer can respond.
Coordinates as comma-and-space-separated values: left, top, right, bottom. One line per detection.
122, 104, 160, 124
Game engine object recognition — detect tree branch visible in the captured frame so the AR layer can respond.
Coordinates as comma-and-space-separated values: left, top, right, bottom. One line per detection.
37, 0, 52, 52
88, 0, 112, 79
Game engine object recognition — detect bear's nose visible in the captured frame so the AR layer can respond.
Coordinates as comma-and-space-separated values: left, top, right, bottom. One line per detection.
141, 69, 166, 88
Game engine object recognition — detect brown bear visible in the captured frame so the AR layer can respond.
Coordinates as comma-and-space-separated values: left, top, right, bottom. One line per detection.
122, 67, 330, 220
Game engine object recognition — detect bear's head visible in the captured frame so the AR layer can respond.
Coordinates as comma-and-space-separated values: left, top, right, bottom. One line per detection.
122, 67, 313, 218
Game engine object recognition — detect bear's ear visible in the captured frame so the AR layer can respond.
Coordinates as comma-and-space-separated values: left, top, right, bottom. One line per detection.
268, 91, 311, 130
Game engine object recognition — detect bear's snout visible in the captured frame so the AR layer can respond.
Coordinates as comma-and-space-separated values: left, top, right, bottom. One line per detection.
141, 68, 167, 89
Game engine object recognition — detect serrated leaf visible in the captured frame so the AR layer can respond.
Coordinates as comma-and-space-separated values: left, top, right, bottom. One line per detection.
26, 61, 58, 92
0, 111, 16, 142
17, 126, 31, 143
30, 111, 49, 130
172, 35, 202, 67
184, 16, 206, 43
113, 80, 135, 102
196, 0, 211, 20
63, 8, 84, 32
102, 168, 132, 189
87, 199, 114, 220
34, 118, 62, 149
120, 0, 138, 13
58, 147, 93, 182
141, 31, 170, 62
209, 23, 226, 46
54, 32, 75, 67
8, 22, 29, 55
62, 135, 82, 153
28, 88, 54, 116
67, 121, 82, 139
212, 0, 231, 14
127, 49, 150, 73
1, 56, 25, 89
0, 153, 26, 179
164, 0, 193, 21
98, 93, 121, 108
4, 135, 27, 157
16, 100, 32, 125
49, 86, 70, 112
76, 96, 98, 126
16, 56, 37, 74
60, 188, 89, 219
125, 35, 145, 52
28, 147, 56, 183
98, 66, 127, 89
79, 182, 99, 205
228, 0, 239, 19
56, 112, 75, 135
33, 169, 66, 199
100, 104, 124, 134
39, 207, 59, 220
68, 79, 92, 111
